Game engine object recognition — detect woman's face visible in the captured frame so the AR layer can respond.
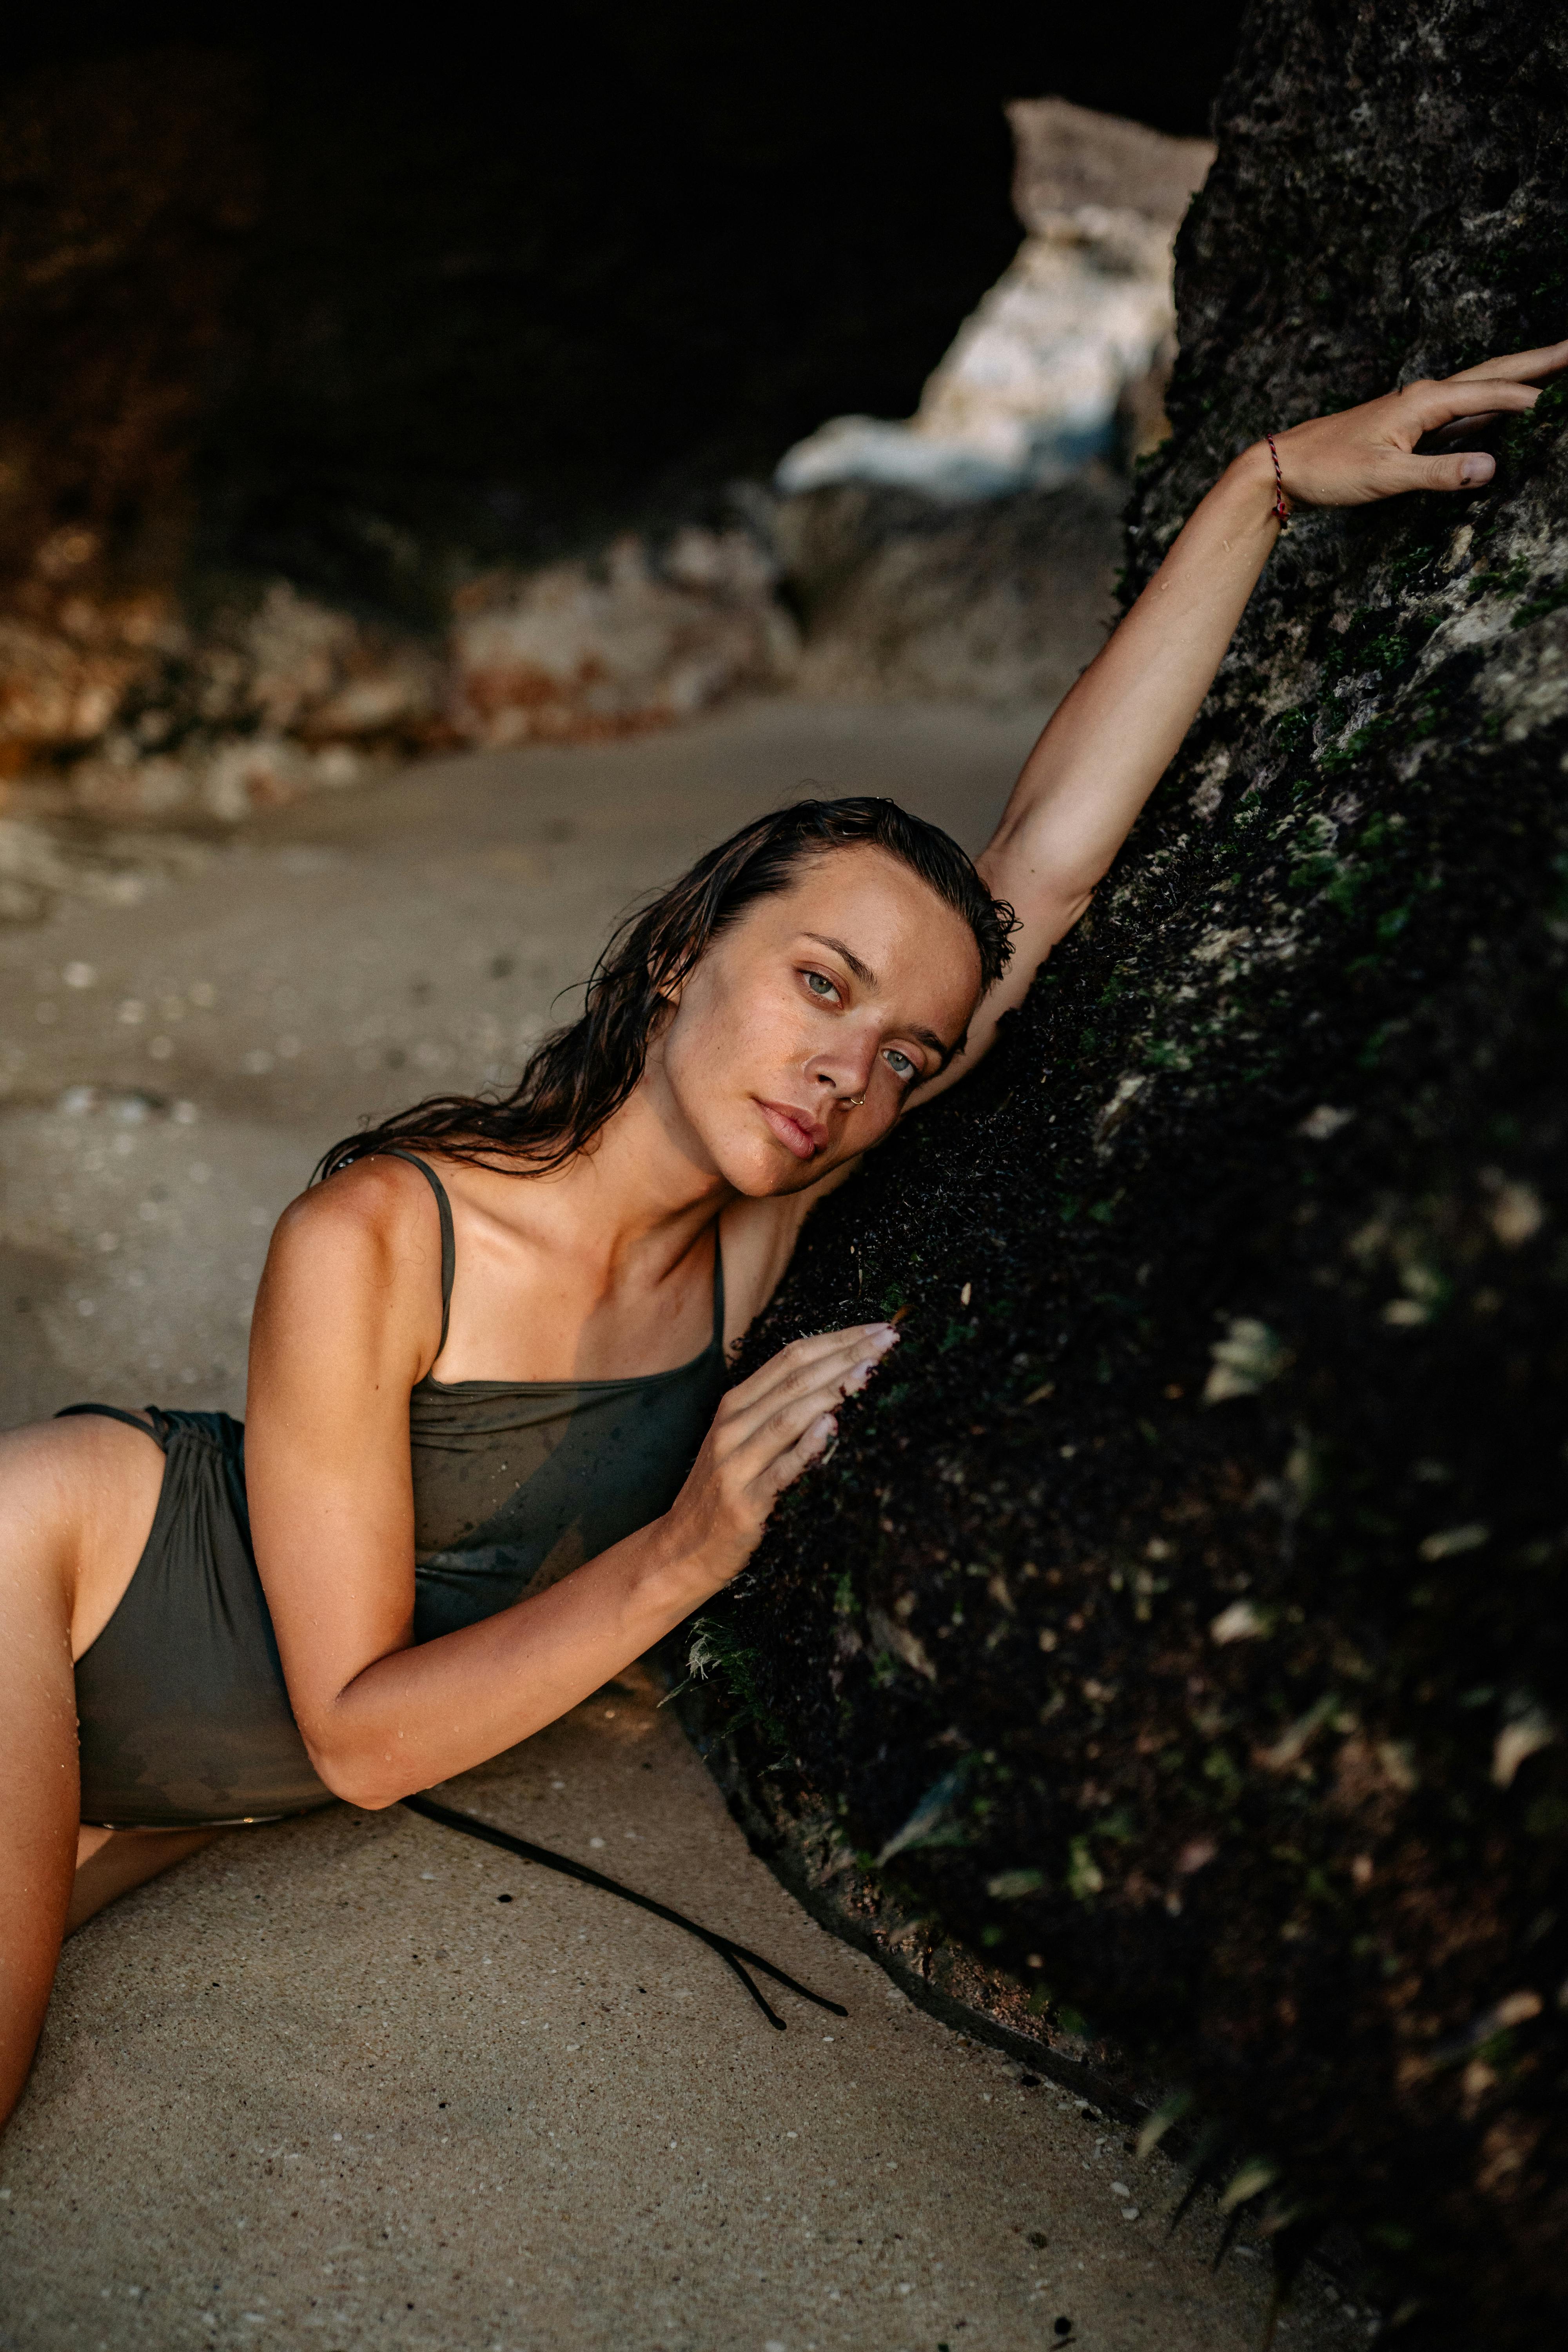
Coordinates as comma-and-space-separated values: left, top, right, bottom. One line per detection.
650, 844, 985, 1196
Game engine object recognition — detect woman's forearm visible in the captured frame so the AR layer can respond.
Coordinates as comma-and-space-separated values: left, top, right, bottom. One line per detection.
304, 1517, 708, 1808
285, 1321, 900, 1811
980, 442, 1282, 931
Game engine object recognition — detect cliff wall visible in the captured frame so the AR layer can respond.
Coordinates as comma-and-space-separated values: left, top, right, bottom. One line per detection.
687, 5, 1568, 2337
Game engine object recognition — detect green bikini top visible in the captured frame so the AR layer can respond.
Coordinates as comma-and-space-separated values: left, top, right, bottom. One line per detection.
375, 1152, 728, 1645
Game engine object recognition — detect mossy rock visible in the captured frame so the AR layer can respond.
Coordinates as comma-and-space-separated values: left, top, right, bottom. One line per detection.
686, 4, 1568, 2339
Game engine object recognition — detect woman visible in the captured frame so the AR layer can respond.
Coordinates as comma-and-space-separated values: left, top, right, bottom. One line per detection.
2, 346, 1558, 2126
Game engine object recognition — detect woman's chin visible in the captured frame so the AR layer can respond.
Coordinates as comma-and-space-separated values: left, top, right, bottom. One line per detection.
713, 1134, 822, 1198
735, 1156, 808, 1199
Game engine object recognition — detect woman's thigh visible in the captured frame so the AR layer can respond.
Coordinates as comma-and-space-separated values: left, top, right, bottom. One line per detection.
0, 1414, 166, 2125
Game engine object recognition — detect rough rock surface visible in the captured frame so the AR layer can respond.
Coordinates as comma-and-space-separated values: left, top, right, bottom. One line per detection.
447, 529, 796, 748
774, 473, 1122, 706
685, 5, 1568, 2340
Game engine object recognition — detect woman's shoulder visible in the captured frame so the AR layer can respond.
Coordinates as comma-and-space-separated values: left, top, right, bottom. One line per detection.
273, 1151, 440, 1251
254, 1153, 449, 1378
266, 1154, 448, 1319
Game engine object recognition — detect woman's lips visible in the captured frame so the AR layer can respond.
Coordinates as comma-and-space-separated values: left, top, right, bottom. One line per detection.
757, 1099, 828, 1159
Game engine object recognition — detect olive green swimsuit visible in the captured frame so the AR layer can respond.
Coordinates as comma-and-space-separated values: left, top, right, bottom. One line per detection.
64, 1151, 727, 1829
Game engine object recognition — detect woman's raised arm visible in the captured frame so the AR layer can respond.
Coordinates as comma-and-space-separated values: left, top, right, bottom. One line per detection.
926, 339, 1568, 1090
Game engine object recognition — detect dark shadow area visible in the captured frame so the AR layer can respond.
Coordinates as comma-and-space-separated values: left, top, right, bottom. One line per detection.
0, 4, 1243, 613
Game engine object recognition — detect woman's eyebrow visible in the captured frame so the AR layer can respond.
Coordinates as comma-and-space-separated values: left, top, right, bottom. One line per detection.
801, 935, 953, 1058
802, 931, 877, 985
911, 1024, 953, 1058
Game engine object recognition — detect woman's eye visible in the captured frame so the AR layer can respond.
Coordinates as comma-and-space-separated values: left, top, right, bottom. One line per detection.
883, 1048, 915, 1080
804, 971, 838, 1000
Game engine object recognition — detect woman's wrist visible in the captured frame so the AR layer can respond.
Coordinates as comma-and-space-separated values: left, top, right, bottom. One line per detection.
629, 1509, 740, 1624
1223, 439, 1289, 523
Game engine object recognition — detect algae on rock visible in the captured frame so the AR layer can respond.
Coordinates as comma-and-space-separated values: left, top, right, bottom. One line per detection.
686, 4, 1568, 2338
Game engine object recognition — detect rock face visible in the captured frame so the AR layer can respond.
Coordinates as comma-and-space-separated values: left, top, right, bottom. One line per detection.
0, 532, 792, 849
776, 100, 1213, 501
0, 68, 1151, 835
447, 531, 795, 748
767, 98, 1210, 706
687, 4, 1568, 2337
773, 473, 1122, 706
0, 50, 256, 609
0, 37, 1029, 842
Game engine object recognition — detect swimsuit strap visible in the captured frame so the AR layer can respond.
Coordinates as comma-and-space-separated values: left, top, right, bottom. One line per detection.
54, 1402, 171, 1451
403, 1791, 847, 2032
372, 1146, 720, 1368
374, 1149, 454, 1357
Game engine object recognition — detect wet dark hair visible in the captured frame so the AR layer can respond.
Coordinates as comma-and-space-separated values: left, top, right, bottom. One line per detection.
317, 795, 1015, 1180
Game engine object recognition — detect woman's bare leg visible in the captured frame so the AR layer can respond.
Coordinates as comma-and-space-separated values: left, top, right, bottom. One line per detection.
0, 1416, 164, 2127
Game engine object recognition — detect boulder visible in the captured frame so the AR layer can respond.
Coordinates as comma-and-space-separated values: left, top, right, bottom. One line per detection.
0, 534, 795, 841
773, 473, 1122, 706
447, 530, 796, 748
685, 4, 1568, 2339
0, 576, 446, 829
776, 99, 1214, 502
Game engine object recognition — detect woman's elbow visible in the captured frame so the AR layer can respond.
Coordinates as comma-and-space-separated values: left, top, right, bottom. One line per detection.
303, 1734, 408, 1812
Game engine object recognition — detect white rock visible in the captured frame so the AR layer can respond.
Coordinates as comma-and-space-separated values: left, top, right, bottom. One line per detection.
777, 100, 1213, 502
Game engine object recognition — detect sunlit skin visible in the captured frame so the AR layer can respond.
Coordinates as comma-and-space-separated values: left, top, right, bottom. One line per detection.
643, 845, 983, 1195
3, 337, 1566, 2127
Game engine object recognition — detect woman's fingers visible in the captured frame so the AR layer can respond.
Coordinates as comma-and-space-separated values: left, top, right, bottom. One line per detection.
1447, 336, 1568, 388
1276, 370, 1542, 509
1399, 376, 1537, 440
728, 1321, 897, 1401
1377, 448, 1498, 495
717, 1334, 898, 1500
727, 1344, 890, 1468
724, 1323, 899, 1436
759, 1410, 840, 1501
665, 1321, 904, 1578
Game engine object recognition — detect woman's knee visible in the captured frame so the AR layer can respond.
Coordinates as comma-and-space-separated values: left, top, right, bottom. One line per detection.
0, 1414, 164, 1657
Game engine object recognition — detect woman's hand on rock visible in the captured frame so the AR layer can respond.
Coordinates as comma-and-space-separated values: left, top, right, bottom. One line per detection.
1270, 336, 1568, 510
662, 1321, 901, 1592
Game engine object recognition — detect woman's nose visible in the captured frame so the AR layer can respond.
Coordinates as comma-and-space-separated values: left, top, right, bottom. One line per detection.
811, 1042, 876, 1096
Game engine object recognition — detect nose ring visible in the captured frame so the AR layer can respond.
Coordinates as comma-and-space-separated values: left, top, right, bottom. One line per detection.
843, 1093, 865, 1109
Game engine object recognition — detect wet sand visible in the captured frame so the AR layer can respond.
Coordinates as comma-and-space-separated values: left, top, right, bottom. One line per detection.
0, 699, 1371, 2350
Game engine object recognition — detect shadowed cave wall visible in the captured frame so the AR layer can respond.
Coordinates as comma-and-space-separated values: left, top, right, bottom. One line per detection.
684, 3, 1568, 2337
0, 9, 1237, 612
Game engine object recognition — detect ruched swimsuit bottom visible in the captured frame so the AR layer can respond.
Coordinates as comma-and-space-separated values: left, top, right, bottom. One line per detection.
64, 1152, 727, 1829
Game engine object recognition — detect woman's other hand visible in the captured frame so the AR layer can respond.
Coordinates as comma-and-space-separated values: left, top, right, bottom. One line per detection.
1272, 337, 1568, 510
664, 1321, 901, 1587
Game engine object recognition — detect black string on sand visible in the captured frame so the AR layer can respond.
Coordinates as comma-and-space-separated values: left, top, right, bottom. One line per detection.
403, 1790, 848, 2033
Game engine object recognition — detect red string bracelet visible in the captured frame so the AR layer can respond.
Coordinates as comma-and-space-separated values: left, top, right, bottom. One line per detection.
1265, 432, 1291, 529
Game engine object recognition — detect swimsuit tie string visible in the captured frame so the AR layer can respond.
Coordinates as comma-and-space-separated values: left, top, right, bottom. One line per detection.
402, 1791, 849, 2032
